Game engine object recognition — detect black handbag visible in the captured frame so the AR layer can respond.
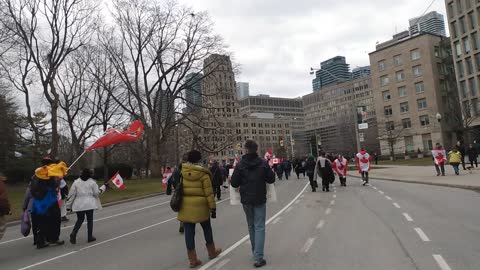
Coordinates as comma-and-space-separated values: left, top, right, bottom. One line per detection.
170, 174, 183, 212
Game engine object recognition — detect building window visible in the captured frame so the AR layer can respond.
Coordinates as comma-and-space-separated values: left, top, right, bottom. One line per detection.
473, 32, 479, 50
382, 90, 391, 101
411, 49, 421, 61
475, 53, 480, 71
461, 80, 468, 98
402, 118, 412, 129
380, 75, 389, 86
473, 98, 479, 116
417, 98, 427, 110
466, 57, 474, 74
378, 60, 386, 71
398, 86, 407, 97
448, 2, 455, 18
451, 22, 458, 38
460, 16, 467, 34
469, 12, 476, 29
415, 82, 425, 94
434, 46, 440, 57
393, 55, 402, 66
463, 37, 471, 53
385, 121, 395, 131
400, 102, 409, 113
419, 115, 430, 126
422, 134, 433, 150
455, 41, 462, 57
463, 101, 472, 117
466, 0, 472, 10
412, 65, 423, 77
405, 136, 414, 152
384, 106, 393, 116
469, 78, 478, 96
396, 70, 405, 81
457, 61, 465, 78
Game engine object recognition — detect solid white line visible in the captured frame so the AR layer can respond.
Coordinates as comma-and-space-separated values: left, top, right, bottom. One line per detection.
198, 182, 310, 270
403, 213, 414, 222
17, 252, 77, 270
414, 228, 430, 242
213, 259, 231, 270
0, 200, 171, 245
316, 220, 325, 229
301, 237, 316, 253
272, 217, 281, 224
333, 194, 337, 198
393, 203, 401, 208
330, 200, 335, 205
325, 208, 332, 215
378, 190, 385, 194
433, 254, 452, 270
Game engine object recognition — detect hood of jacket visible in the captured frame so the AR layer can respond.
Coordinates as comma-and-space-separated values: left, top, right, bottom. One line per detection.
182, 163, 211, 182
241, 153, 263, 169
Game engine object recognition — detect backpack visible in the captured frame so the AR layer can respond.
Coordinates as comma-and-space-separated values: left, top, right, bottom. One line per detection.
30, 176, 48, 200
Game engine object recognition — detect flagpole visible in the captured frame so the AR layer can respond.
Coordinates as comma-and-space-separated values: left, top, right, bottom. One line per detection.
68, 151, 87, 170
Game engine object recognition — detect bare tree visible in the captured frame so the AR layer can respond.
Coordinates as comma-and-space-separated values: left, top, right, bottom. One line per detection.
378, 120, 406, 161
0, 0, 99, 157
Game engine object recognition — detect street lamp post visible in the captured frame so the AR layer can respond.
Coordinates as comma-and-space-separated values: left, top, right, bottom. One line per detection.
436, 113, 444, 147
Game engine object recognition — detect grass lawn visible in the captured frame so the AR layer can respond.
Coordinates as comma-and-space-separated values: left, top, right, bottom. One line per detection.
377, 157, 433, 166
4, 178, 164, 222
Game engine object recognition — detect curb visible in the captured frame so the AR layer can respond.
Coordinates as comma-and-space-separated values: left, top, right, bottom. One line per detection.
6, 192, 165, 228
348, 174, 480, 191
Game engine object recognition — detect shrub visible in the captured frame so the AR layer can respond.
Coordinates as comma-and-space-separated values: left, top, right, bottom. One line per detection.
93, 163, 133, 180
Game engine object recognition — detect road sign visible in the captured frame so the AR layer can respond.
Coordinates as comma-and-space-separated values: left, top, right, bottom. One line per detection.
358, 123, 369, 130
359, 133, 365, 142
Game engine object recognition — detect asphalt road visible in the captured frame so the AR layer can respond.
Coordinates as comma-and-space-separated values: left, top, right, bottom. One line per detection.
1, 175, 479, 270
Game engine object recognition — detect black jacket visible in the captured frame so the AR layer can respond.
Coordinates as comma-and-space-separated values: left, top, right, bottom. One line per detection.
210, 164, 223, 186
231, 153, 275, 205
467, 147, 478, 160
305, 158, 316, 175
166, 165, 182, 195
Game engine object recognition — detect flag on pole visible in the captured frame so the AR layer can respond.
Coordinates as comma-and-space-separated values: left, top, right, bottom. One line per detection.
86, 120, 144, 151
110, 172, 125, 191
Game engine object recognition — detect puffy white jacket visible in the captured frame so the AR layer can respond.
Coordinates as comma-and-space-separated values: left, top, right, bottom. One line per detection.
66, 178, 106, 212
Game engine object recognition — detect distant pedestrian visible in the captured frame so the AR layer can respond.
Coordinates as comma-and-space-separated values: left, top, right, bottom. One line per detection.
333, 154, 348, 186
466, 144, 478, 168
294, 161, 302, 179
210, 161, 223, 200
67, 169, 107, 244
275, 163, 283, 180
231, 140, 275, 268
448, 147, 462, 175
355, 148, 371, 186
432, 143, 447, 176
305, 155, 318, 192
0, 173, 11, 240
315, 152, 335, 192
457, 141, 467, 170
281, 160, 291, 180
178, 150, 221, 268
373, 153, 379, 165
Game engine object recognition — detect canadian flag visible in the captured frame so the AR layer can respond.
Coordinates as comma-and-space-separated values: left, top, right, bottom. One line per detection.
162, 169, 172, 188
110, 172, 125, 191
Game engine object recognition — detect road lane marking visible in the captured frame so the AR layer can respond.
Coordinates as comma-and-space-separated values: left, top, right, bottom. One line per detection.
301, 237, 315, 253
385, 196, 392, 200
0, 199, 172, 245
325, 208, 332, 215
403, 213, 414, 222
199, 182, 310, 270
333, 194, 336, 198
316, 220, 325, 229
414, 228, 430, 242
393, 203, 401, 208
17, 252, 77, 270
378, 190, 384, 194
433, 255, 452, 270
213, 259, 231, 270
272, 217, 281, 224
372, 186, 378, 190
330, 200, 335, 205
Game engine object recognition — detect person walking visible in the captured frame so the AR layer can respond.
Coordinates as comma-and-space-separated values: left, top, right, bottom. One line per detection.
231, 140, 275, 268
333, 154, 348, 186
281, 159, 291, 180
294, 160, 302, 179
67, 169, 107, 244
355, 148, 371, 186
466, 144, 478, 168
274, 163, 283, 180
457, 141, 467, 170
167, 154, 188, 234
315, 152, 335, 192
305, 155, 318, 192
178, 150, 221, 268
448, 147, 462, 175
432, 143, 447, 176
0, 173, 10, 241
210, 161, 223, 200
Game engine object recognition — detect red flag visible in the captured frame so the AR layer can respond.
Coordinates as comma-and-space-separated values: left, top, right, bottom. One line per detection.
110, 172, 125, 191
86, 121, 144, 151
162, 169, 172, 188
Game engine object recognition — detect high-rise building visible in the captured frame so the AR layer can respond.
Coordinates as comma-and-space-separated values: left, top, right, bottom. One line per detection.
352, 66, 371, 79
409, 11, 446, 37
445, 0, 480, 136
236, 82, 250, 99
312, 56, 351, 91
184, 73, 202, 113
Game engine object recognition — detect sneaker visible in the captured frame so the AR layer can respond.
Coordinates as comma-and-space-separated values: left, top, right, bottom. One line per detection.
69, 234, 76, 245
362, 181, 366, 186
88, 237, 97, 243
254, 259, 267, 268
61, 216, 69, 222
36, 242, 49, 249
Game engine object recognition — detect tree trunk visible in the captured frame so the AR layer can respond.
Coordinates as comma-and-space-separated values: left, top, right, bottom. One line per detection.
50, 100, 59, 157
103, 147, 109, 181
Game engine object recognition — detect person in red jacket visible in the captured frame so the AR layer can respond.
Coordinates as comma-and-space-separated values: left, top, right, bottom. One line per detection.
355, 148, 371, 186
333, 155, 349, 186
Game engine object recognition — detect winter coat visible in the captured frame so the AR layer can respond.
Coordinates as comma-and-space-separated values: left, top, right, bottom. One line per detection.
231, 153, 275, 206
66, 178, 106, 212
0, 180, 10, 216
314, 157, 335, 184
448, 151, 462, 164
281, 161, 292, 172
466, 147, 478, 161
210, 164, 223, 187
305, 158, 316, 176
177, 163, 216, 223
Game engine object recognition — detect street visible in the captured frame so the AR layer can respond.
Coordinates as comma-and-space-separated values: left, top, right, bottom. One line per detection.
1, 177, 479, 270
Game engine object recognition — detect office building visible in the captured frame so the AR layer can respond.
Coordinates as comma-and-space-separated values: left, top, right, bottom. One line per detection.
352, 66, 371, 79
409, 11, 447, 37
312, 56, 351, 91
184, 73, 203, 113
236, 82, 250, 99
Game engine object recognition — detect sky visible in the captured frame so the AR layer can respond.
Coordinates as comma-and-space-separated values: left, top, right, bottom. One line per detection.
178, 0, 448, 98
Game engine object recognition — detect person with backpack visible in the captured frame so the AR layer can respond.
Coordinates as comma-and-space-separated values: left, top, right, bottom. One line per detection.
231, 140, 275, 268
315, 152, 335, 192
0, 173, 11, 241
305, 155, 318, 192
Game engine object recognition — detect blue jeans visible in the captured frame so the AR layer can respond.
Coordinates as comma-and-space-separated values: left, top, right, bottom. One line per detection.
242, 203, 266, 262
452, 163, 460, 175
183, 220, 214, 250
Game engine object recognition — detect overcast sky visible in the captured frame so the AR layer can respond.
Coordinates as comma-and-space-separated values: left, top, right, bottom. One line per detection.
178, 0, 448, 98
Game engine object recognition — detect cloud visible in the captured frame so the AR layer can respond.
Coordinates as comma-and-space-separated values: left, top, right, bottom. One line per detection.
179, 0, 448, 98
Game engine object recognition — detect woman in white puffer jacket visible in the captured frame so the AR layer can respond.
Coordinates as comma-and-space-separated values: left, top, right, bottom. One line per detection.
66, 169, 107, 244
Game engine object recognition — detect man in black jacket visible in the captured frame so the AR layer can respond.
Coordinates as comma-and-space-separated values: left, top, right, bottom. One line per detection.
166, 153, 188, 233
210, 161, 223, 200
231, 140, 275, 268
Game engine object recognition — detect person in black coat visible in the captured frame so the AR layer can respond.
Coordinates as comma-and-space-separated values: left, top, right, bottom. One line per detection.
305, 156, 318, 192
210, 161, 223, 200
467, 144, 478, 168
281, 160, 292, 180
314, 152, 335, 192
457, 141, 467, 170
166, 153, 188, 234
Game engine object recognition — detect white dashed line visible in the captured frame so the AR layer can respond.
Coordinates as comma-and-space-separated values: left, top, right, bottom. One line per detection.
385, 196, 392, 200
316, 220, 325, 229
213, 259, 231, 270
393, 203, 401, 209
414, 228, 430, 242
403, 213, 413, 222
378, 190, 385, 194
272, 217, 281, 224
333, 194, 337, 198
325, 208, 332, 215
433, 255, 452, 270
330, 200, 335, 205
301, 237, 316, 253
372, 186, 378, 190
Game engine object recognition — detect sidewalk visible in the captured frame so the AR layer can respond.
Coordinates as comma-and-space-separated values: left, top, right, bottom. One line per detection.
348, 165, 480, 190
